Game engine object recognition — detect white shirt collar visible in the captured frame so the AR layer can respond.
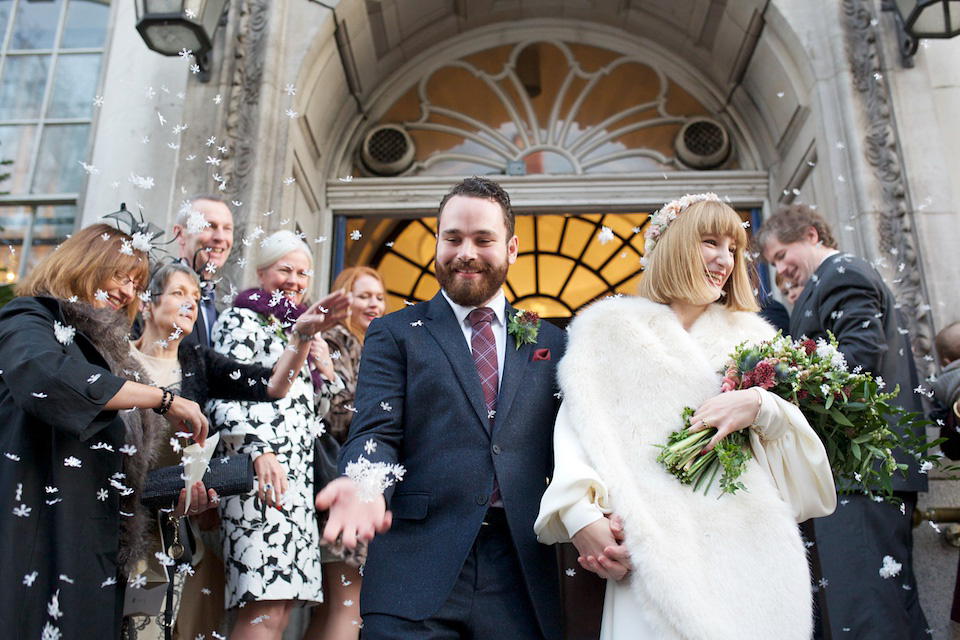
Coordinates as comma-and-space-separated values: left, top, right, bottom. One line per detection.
441, 288, 507, 328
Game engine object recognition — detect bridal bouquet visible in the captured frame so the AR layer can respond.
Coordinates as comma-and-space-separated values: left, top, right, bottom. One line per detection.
657, 332, 937, 499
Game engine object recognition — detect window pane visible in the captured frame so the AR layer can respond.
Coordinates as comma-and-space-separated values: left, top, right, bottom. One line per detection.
0, 2, 11, 47
33, 204, 75, 240
10, 0, 64, 50
48, 53, 100, 118
0, 205, 29, 284
61, 0, 109, 49
0, 124, 37, 193
0, 54, 51, 119
31, 123, 88, 193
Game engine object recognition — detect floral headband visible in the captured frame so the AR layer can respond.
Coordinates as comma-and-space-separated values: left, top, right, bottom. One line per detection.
642, 192, 723, 261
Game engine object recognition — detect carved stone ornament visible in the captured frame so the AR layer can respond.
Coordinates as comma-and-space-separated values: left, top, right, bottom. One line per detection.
223, 0, 270, 236
842, 0, 935, 379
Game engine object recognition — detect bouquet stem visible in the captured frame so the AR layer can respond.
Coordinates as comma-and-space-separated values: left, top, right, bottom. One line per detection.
657, 417, 751, 496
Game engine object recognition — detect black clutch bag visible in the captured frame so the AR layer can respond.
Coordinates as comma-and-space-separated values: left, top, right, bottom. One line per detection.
314, 431, 341, 496
141, 454, 254, 510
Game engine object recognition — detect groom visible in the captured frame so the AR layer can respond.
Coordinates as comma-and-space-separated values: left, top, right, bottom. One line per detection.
318, 177, 566, 639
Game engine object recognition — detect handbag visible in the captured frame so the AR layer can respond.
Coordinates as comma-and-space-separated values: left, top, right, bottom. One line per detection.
141, 454, 254, 510
314, 431, 341, 496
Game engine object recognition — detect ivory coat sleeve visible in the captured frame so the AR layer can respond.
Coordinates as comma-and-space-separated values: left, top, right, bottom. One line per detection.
749, 388, 838, 522
534, 402, 612, 544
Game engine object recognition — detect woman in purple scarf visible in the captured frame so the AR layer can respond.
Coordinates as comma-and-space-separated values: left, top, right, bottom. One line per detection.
207, 230, 347, 639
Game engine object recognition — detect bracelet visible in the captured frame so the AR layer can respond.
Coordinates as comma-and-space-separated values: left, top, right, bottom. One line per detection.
292, 328, 315, 343
749, 389, 763, 427
153, 387, 174, 415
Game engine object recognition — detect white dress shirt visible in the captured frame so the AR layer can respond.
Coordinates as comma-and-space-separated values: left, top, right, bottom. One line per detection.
441, 289, 507, 390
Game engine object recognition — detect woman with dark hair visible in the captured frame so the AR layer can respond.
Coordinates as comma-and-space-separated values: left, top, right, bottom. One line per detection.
125, 261, 347, 638
0, 223, 208, 640
535, 196, 837, 640
304, 265, 387, 640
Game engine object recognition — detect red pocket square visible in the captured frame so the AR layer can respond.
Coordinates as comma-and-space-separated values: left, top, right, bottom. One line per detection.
532, 348, 551, 361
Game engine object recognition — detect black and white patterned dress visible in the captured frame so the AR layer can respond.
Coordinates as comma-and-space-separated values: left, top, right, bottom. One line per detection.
207, 307, 328, 608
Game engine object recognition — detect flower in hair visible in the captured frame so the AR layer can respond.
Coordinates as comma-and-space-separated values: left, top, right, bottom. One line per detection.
643, 193, 723, 259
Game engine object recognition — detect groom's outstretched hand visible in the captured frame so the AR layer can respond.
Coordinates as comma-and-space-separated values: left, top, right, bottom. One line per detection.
571, 514, 634, 581
316, 477, 393, 550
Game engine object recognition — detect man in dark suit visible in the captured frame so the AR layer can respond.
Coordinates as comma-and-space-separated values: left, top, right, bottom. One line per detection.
172, 195, 234, 346
318, 177, 566, 639
758, 204, 929, 640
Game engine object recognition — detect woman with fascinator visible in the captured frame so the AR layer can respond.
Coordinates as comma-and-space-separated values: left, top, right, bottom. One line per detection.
0, 223, 208, 639
206, 230, 347, 639
534, 195, 837, 640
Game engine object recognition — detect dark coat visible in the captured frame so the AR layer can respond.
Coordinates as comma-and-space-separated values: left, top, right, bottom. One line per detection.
175, 341, 272, 412
789, 252, 926, 492
338, 292, 566, 640
0, 297, 162, 640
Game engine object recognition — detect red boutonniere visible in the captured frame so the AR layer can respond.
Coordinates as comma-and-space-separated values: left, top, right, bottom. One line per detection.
507, 309, 541, 350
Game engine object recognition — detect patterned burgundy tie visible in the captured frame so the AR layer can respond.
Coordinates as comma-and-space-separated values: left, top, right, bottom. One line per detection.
469, 307, 501, 504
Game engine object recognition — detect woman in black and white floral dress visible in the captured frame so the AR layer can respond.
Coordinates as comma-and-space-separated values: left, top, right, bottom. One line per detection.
208, 230, 346, 639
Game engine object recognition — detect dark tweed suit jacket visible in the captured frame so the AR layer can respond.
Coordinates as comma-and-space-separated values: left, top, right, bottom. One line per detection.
338, 292, 565, 640
790, 252, 926, 492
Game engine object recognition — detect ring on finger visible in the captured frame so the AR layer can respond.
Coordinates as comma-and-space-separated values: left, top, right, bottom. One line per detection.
264, 483, 272, 490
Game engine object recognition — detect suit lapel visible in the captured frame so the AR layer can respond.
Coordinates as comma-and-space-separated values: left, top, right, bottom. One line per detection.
492, 305, 530, 437
424, 293, 490, 430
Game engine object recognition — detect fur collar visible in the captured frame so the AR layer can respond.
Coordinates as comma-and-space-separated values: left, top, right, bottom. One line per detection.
60, 301, 165, 576
559, 297, 812, 640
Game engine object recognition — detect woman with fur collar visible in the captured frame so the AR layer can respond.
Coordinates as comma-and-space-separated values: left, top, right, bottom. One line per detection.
535, 197, 837, 640
0, 224, 209, 640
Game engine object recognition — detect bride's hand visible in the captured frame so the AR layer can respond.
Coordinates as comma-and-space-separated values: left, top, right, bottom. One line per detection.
689, 389, 762, 452
571, 516, 633, 581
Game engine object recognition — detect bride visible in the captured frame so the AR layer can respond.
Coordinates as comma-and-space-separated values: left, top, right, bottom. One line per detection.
534, 195, 837, 640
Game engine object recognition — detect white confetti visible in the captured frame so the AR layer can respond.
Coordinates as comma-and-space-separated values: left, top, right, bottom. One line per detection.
596, 227, 615, 245
344, 455, 406, 503
879, 555, 902, 579
63, 456, 81, 468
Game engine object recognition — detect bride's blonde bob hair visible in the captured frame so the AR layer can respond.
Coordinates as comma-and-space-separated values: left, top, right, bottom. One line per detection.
638, 199, 758, 311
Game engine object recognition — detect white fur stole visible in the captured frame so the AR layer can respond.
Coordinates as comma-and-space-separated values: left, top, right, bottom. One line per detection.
559, 297, 811, 640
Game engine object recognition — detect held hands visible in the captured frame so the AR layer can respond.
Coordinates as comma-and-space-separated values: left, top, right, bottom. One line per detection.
171, 481, 218, 518
316, 477, 393, 550
689, 389, 762, 452
165, 396, 209, 447
254, 452, 289, 510
294, 290, 351, 337
571, 514, 633, 581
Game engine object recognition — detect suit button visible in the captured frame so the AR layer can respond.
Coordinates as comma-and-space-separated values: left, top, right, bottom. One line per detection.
492, 444, 500, 455
475, 493, 488, 506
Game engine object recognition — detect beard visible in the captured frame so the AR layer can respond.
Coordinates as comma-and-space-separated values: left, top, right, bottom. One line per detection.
436, 257, 509, 308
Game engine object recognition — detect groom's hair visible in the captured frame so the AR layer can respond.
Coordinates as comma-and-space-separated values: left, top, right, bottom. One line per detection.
437, 177, 516, 239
